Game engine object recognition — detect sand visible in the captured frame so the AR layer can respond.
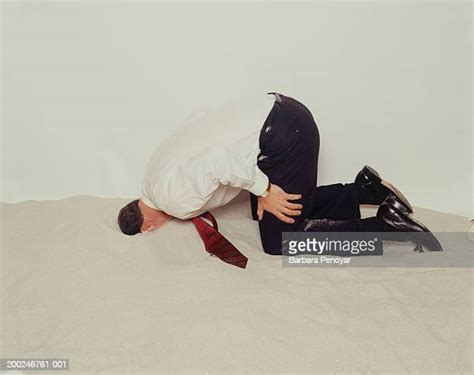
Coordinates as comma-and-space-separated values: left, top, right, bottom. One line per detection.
0, 193, 472, 374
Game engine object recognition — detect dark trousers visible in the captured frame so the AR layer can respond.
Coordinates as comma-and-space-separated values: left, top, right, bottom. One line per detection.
250, 94, 384, 255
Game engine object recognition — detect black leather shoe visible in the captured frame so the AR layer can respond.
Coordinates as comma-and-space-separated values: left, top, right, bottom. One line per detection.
377, 196, 442, 252
355, 165, 413, 213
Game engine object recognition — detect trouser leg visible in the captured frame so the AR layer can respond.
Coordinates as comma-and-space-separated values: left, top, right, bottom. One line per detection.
303, 216, 385, 233
308, 181, 390, 221
250, 94, 387, 256
303, 183, 386, 256
299, 217, 385, 256
309, 183, 361, 220
251, 94, 320, 255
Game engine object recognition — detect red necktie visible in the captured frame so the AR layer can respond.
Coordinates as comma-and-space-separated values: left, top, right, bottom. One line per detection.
191, 212, 248, 269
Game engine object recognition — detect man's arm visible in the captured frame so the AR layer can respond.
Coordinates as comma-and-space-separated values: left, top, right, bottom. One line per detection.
212, 149, 303, 223
212, 149, 269, 196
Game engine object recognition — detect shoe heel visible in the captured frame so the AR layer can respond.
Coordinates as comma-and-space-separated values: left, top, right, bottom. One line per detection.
413, 243, 424, 253
410, 220, 443, 252
364, 165, 381, 179
356, 165, 382, 188
380, 179, 414, 213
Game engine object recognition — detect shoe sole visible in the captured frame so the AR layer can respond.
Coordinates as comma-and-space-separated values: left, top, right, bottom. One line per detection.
365, 165, 414, 213
381, 208, 443, 251
408, 216, 444, 252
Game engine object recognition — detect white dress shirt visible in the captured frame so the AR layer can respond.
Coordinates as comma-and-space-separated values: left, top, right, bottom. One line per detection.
141, 93, 275, 219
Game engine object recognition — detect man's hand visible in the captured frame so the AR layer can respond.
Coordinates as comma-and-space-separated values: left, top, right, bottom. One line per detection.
257, 183, 303, 224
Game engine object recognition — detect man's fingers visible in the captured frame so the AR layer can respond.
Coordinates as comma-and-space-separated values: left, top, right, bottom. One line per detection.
286, 193, 302, 201
257, 202, 264, 221
285, 202, 303, 210
276, 212, 295, 224
282, 207, 302, 217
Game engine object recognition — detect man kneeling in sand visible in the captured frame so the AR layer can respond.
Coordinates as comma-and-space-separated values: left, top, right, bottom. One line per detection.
118, 93, 441, 257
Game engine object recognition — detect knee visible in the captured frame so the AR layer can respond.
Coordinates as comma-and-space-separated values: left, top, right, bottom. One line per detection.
263, 247, 282, 256
261, 236, 281, 255
259, 223, 284, 255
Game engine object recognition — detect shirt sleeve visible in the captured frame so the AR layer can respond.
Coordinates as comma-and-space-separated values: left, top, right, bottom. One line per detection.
155, 147, 269, 219
210, 148, 269, 196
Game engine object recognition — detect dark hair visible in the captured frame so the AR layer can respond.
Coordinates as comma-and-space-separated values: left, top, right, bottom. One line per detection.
118, 199, 143, 235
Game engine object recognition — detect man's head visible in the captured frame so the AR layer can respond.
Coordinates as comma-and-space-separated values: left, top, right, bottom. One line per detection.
118, 199, 171, 235
118, 199, 143, 235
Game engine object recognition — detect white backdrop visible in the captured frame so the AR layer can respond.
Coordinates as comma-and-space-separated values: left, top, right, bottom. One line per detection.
1, 1, 472, 217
